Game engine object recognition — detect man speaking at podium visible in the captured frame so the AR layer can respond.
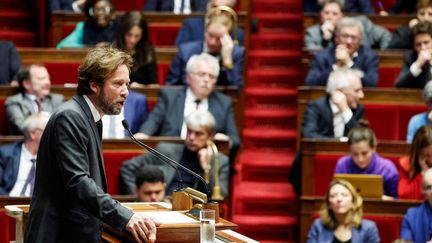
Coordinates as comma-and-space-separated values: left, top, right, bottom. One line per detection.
24, 47, 160, 243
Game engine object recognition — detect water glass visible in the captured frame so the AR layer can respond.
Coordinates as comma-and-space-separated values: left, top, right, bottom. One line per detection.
200, 209, 215, 243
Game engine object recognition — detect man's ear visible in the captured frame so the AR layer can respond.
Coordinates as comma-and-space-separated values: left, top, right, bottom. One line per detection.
89, 80, 100, 94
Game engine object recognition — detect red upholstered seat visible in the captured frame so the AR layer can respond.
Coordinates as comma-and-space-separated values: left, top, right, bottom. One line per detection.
399, 105, 427, 140
364, 215, 403, 243
103, 151, 142, 195
45, 62, 81, 85
112, 0, 146, 11
157, 63, 170, 85
313, 154, 340, 196
378, 67, 400, 87
148, 24, 181, 47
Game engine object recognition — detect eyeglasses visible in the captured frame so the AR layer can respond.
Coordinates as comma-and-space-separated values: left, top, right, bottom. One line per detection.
192, 72, 217, 80
338, 33, 360, 41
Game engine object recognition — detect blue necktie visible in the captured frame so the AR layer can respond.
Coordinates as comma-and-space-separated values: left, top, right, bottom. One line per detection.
21, 158, 36, 196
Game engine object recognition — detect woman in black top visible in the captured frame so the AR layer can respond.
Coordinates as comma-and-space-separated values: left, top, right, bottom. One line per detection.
114, 11, 158, 86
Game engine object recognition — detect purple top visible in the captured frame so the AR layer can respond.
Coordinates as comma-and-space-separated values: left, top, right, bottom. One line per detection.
335, 152, 399, 198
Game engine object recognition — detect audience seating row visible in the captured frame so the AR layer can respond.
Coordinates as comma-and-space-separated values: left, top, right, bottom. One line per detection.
17, 47, 175, 85
49, 11, 251, 48
302, 49, 404, 88
297, 86, 426, 142
300, 196, 421, 243
303, 13, 412, 32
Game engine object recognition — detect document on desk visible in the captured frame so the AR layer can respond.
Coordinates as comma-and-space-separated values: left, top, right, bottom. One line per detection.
136, 211, 198, 224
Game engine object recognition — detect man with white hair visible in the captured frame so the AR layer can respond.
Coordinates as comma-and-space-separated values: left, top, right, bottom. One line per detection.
400, 167, 432, 243
135, 53, 240, 153
302, 68, 365, 138
305, 16, 379, 87
0, 112, 50, 196
122, 110, 230, 197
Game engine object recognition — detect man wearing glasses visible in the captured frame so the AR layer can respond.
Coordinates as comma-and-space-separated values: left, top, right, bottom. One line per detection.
135, 53, 240, 155
0, 112, 50, 196
400, 167, 432, 243
305, 17, 379, 87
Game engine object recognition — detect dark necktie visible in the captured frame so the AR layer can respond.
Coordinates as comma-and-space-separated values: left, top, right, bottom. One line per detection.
35, 98, 42, 112
21, 158, 36, 196
96, 120, 103, 140
180, 0, 185, 13
194, 99, 201, 110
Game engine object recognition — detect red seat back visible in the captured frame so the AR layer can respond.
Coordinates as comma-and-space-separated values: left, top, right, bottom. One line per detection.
103, 151, 142, 195
148, 24, 181, 47
313, 154, 340, 196
45, 62, 81, 85
378, 67, 400, 87
112, 0, 146, 11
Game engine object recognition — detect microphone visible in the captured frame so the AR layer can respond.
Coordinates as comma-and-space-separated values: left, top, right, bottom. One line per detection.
122, 120, 212, 201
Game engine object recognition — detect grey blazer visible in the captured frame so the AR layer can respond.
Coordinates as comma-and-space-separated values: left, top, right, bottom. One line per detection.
304, 16, 391, 50
5, 92, 64, 134
120, 142, 230, 197
24, 95, 133, 243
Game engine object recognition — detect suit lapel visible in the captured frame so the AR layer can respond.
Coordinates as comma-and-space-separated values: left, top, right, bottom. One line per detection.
174, 90, 186, 134
73, 96, 107, 190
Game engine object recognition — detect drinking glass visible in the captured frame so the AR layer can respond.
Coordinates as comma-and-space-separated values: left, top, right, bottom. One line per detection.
200, 209, 215, 243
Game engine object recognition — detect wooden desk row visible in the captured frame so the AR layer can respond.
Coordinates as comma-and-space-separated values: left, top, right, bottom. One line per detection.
303, 13, 413, 31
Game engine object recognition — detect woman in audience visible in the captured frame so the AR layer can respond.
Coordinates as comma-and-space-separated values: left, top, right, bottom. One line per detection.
335, 125, 399, 199
400, 168, 432, 243
57, 0, 117, 48
114, 11, 158, 86
399, 125, 432, 199
307, 179, 380, 242
407, 81, 432, 143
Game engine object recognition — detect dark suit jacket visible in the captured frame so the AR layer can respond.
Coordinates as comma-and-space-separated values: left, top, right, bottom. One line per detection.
144, 0, 207, 12
5, 93, 64, 135
395, 50, 430, 88
124, 91, 149, 134
49, 0, 75, 11
120, 142, 230, 197
301, 95, 364, 138
303, 0, 374, 13
25, 96, 133, 243
165, 40, 244, 89
175, 17, 245, 46
388, 24, 413, 49
0, 41, 21, 84
0, 142, 22, 195
304, 46, 379, 87
138, 88, 240, 151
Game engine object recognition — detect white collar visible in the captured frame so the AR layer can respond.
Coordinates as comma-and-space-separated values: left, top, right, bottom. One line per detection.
83, 95, 101, 122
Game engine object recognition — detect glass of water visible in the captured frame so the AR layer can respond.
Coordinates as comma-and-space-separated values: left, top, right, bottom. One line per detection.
200, 209, 215, 243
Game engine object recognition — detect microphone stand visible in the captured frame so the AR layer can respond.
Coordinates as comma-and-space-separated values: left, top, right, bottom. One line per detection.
122, 120, 212, 202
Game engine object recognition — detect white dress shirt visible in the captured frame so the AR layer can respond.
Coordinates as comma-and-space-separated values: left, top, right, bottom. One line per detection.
330, 100, 353, 138
102, 109, 126, 139
180, 88, 209, 138
9, 144, 36, 196
173, 0, 191, 14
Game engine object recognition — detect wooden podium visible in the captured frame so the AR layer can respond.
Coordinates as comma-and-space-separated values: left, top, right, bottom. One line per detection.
5, 202, 257, 243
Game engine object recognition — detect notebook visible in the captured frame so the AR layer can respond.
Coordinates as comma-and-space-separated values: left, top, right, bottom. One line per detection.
334, 174, 383, 199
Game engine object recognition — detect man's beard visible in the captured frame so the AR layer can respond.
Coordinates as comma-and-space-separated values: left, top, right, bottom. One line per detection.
95, 89, 122, 115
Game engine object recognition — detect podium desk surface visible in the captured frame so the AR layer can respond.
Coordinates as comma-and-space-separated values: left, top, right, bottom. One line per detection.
5, 202, 258, 243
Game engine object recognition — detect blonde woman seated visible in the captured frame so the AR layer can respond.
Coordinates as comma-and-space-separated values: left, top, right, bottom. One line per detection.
307, 179, 380, 243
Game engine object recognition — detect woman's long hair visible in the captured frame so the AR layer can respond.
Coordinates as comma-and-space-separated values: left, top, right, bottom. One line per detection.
114, 11, 153, 67
319, 179, 363, 229
409, 125, 432, 179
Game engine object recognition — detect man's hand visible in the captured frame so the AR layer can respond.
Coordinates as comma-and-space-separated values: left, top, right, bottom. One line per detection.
126, 213, 161, 243
198, 146, 213, 171
409, 18, 419, 29
220, 33, 234, 68
321, 21, 335, 41
415, 49, 432, 69
331, 90, 349, 112
335, 44, 352, 67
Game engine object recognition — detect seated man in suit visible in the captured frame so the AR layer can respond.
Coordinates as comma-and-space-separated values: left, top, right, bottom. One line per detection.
134, 165, 167, 202
5, 64, 64, 135
135, 53, 240, 154
102, 90, 149, 138
121, 110, 230, 197
303, 0, 374, 14
144, 0, 207, 14
305, 16, 379, 87
388, 0, 432, 49
0, 112, 50, 196
400, 167, 432, 242
303, 68, 365, 139
175, 0, 245, 46
165, 15, 244, 89
304, 0, 391, 50
395, 21, 432, 89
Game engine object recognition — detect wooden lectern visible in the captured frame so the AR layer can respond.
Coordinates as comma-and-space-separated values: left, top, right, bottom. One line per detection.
6, 202, 257, 243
